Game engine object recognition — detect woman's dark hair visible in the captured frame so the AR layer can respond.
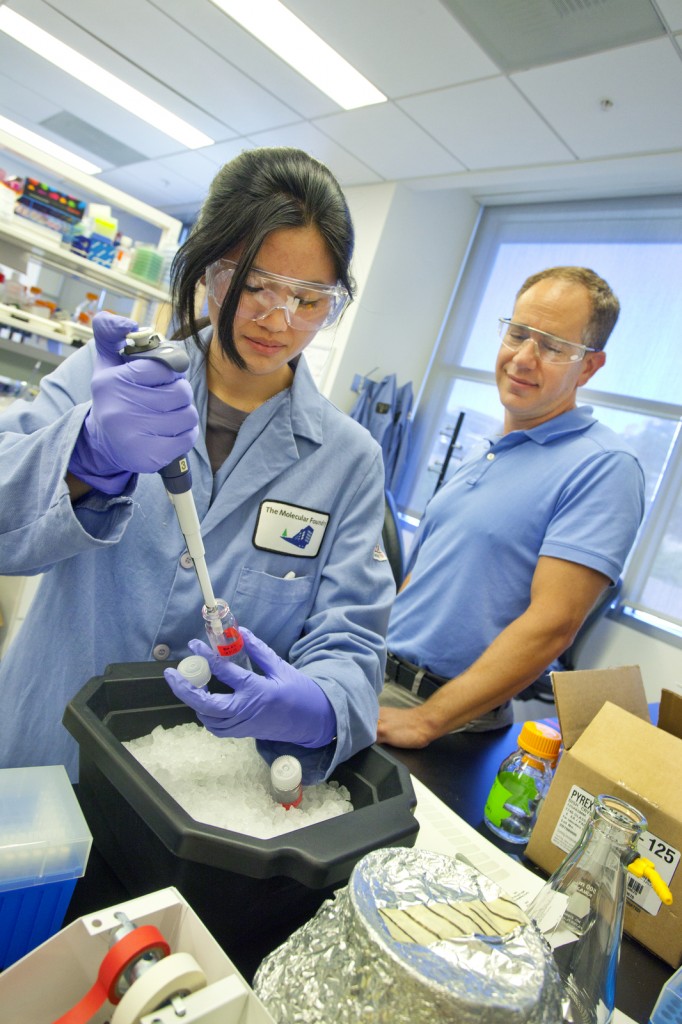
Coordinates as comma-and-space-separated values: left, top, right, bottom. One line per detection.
171, 147, 355, 368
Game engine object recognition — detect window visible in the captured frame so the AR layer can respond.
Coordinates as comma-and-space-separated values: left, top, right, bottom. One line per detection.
398, 196, 682, 634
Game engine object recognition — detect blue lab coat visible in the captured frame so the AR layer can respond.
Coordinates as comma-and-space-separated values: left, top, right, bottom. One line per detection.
0, 330, 395, 782
349, 373, 413, 493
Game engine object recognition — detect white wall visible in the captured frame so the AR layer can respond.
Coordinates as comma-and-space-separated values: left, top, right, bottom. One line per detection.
575, 617, 682, 703
304, 181, 397, 394
320, 183, 480, 413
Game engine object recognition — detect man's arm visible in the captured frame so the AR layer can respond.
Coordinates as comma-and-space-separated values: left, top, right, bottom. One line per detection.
377, 555, 610, 748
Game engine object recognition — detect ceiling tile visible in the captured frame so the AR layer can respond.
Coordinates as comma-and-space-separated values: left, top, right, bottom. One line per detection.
286, 0, 498, 94
10, 0, 236, 138
246, 123, 382, 187
0, 68, 63, 127
314, 104, 465, 180
191, 138, 254, 170
154, 0, 340, 120
0, 38, 192, 160
513, 38, 682, 158
656, 0, 682, 32
399, 77, 574, 169
98, 158, 210, 209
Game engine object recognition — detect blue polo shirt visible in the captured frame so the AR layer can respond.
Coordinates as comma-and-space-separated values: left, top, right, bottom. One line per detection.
386, 406, 645, 679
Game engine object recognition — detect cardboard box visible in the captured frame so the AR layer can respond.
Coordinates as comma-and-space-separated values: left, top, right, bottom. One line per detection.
525, 666, 682, 968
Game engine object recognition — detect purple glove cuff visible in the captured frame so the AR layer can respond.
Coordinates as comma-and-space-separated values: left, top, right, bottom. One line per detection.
300, 689, 336, 748
69, 416, 134, 495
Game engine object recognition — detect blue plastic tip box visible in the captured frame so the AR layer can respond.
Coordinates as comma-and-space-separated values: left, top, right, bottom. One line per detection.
0, 765, 92, 968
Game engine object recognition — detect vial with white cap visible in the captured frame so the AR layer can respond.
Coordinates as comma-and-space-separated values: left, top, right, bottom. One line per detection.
270, 755, 303, 809
177, 654, 212, 689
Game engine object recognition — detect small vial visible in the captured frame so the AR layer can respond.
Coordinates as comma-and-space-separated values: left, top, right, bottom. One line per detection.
483, 721, 562, 844
177, 655, 211, 689
202, 598, 251, 670
270, 755, 303, 809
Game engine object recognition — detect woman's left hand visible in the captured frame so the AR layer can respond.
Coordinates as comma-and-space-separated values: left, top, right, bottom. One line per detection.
164, 629, 336, 748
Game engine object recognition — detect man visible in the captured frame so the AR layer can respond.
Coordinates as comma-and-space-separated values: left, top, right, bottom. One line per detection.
377, 266, 645, 749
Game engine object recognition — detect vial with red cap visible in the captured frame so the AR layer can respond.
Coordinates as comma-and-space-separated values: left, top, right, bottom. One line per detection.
202, 598, 251, 670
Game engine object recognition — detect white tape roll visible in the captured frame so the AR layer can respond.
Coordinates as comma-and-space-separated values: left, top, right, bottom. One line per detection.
111, 952, 207, 1024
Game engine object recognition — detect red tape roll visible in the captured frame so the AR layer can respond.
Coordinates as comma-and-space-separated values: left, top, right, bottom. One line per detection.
52, 924, 170, 1024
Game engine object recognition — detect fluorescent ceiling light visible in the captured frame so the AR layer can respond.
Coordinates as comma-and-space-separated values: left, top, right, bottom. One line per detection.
211, 0, 386, 110
0, 114, 102, 174
0, 7, 214, 150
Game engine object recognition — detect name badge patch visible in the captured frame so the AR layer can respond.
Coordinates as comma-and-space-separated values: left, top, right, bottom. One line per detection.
253, 500, 330, 557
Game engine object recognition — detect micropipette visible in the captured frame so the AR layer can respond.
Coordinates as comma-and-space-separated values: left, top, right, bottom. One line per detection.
122, 329, 219, 614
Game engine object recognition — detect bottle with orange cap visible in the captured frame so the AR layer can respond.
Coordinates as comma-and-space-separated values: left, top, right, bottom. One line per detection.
483, 720, 562, 844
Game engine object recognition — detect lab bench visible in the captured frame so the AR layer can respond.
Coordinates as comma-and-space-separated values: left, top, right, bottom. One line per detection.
63, 719, 673, 1024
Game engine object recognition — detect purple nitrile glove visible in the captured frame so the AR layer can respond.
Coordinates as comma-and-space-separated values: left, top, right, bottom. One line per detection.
164, 629, 337, 749
68, 312, 200, 494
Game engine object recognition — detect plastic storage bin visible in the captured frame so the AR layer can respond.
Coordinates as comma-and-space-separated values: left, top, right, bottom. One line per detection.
63, 662, 419, 979
0, 765, 92, 968
650, 963, 682, 1024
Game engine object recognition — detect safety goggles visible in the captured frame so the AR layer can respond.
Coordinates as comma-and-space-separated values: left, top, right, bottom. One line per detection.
206, 258, 350, 331
498, 318, 597, 364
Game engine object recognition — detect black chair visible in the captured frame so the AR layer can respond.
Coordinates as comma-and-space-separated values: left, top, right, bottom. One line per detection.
515, 577, 623, 703
382, 489, 405, 587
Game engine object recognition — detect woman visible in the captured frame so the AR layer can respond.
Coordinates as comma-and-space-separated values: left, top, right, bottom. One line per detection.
0, 147, 394, 783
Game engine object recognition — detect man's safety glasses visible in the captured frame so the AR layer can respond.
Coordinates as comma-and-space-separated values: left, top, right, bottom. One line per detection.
498, 318, 597, 364
206, 259, 350, 331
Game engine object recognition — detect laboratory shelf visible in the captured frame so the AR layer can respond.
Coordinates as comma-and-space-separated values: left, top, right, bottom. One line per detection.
0, 335, 65, 369
0, 216, 170, 304
0, 300, 90, 349
0, 333, 63, 366
0, 132, 184, 385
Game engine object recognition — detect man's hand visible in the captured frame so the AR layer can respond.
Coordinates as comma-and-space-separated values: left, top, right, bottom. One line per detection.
379, 558, 610, 749
376, 705, 434, 748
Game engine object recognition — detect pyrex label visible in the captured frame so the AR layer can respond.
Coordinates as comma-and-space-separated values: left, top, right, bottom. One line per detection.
551, 786, 680, 916
550, 785, 595, 852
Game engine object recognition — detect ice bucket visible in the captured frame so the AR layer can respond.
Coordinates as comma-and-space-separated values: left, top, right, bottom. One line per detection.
63, 661, 418, 977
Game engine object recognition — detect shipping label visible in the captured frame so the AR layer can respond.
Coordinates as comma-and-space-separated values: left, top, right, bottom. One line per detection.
627, 832, 680, 915
551, 785, 680, 916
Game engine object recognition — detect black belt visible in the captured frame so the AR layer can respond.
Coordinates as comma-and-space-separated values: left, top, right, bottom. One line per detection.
385, 652, 448, 700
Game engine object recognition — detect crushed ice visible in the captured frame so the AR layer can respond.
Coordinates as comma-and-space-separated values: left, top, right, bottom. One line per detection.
123, 723, 353, 839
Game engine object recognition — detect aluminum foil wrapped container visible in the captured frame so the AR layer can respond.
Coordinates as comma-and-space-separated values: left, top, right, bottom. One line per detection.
253, 846, 562, 1024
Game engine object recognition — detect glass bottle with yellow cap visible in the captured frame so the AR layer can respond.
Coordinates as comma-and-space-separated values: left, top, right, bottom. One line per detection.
527, 794, 672, 1024
483, 721, 562, 844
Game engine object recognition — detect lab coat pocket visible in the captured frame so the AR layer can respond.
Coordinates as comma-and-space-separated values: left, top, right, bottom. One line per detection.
233, 566, 314, 656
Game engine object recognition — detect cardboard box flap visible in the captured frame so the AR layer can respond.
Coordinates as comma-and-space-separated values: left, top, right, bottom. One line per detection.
551, 666, 650, 749
571, 702, 682, 817
659, 688, 682, 741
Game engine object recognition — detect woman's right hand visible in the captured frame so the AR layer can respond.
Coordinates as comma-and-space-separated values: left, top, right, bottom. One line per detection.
68, 312, 199, 494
